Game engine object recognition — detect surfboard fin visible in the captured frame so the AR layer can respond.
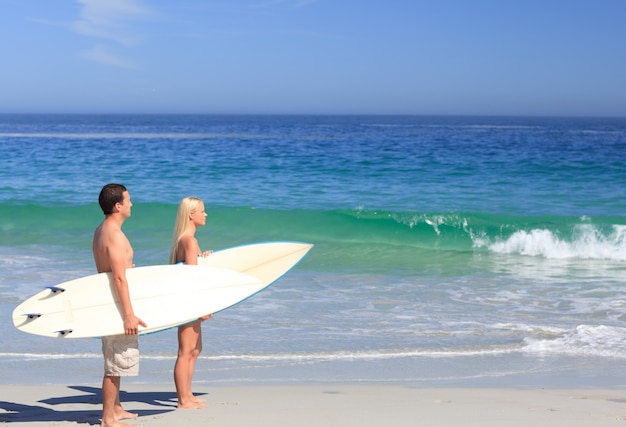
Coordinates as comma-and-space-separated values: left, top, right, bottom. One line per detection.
55, 329, 73, 336
46, 286, 66, 294
23, 313, 42, 320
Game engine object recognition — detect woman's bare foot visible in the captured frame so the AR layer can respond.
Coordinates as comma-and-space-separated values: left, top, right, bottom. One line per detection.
191, 395, 205, 404
101, 418, 134, 427
177, 399, 207, 409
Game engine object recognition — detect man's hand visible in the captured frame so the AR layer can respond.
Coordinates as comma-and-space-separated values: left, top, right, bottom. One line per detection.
124, 314, 147, 335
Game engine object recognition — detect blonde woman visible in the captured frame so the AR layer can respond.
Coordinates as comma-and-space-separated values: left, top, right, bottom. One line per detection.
169, 196, 212, 409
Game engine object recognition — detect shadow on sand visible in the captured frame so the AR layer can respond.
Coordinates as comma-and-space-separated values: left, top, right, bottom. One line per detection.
0, 385, 198, 424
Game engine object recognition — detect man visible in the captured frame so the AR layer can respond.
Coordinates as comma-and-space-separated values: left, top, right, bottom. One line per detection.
92, 183, 146, 427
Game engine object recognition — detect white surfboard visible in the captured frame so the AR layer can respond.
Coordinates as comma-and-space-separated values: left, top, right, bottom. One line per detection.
12, 241, 313, 339
198, 241, 314, 286
12, 265, 263, 338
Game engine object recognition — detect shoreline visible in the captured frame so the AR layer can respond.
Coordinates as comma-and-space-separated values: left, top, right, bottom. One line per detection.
2, 383, 626, 426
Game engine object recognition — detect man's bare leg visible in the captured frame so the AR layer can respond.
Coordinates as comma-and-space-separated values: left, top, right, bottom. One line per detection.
101, 376, 137, 426
114, 392, 138, 421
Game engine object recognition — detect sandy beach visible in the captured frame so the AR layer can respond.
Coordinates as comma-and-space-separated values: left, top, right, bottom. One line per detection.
2, 383, 626, 426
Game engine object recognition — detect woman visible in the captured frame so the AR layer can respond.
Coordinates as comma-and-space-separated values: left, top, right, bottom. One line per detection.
169, 196, 212, 409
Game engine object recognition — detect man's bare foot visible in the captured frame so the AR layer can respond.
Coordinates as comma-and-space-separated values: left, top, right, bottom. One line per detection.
115, 409, 138, 420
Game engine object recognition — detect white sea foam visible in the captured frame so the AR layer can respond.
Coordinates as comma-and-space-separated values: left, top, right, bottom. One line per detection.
521, 325, 626, 358
0, 347, 520, 364
10, 331, 623, 365
0, 352, 100, 361
486, 224, 626, 261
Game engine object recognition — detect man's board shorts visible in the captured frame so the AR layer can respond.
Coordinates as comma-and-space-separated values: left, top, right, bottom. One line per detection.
101, 334, 139, 376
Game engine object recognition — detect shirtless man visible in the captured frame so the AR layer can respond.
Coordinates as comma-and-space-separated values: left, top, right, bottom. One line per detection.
92, 183, 146, 427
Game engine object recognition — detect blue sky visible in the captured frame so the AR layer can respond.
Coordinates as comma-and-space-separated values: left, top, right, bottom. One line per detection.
1, 0, 625, 116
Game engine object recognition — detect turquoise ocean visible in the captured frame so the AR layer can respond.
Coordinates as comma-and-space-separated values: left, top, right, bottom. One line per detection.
1, 114, 625, 387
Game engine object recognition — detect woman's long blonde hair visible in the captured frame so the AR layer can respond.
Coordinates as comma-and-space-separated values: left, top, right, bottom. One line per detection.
169, 196, 204, 264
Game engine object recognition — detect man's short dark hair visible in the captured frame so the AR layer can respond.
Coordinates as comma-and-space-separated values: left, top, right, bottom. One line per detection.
98, 183, 127, 215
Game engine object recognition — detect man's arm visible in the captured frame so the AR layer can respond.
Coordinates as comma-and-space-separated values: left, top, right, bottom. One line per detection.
108, 231, 146, 334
